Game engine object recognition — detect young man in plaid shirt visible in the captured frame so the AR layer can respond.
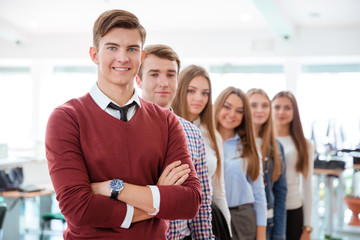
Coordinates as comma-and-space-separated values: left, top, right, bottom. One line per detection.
137, 44, 214, 239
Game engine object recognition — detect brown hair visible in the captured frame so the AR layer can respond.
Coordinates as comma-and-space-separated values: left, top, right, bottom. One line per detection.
138, 44, 181, 78
247, 88, 282, 181
92, 9, 146, 49
214, 87, 260, 181
272, 91, 310, 177
172, 65, 222, 184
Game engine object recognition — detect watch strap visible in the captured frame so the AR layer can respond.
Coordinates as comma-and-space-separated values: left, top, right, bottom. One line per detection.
110, 190, 119, 200
302, 225, 313, 233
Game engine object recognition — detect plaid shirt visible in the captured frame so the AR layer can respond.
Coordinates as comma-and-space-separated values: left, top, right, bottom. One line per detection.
167, 117, 214, 240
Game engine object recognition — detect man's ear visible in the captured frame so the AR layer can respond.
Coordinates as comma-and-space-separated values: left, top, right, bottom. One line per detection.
89, 47, 99, 65
140, 49, 146, 63
135, 75, 142, 89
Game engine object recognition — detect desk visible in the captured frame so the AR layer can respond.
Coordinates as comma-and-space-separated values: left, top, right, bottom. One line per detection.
1, 188, 53, 199
1, 183, 54, 240
313, 168, 345, 237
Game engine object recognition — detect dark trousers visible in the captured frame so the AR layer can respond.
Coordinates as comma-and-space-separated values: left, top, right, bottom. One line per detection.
286, 206, 303, 240
212, 203, 231, 240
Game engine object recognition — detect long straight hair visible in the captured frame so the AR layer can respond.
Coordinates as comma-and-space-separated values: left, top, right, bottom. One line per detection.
214, 87, 260, 181
247, 88, 282, 181
272, 91, 310, 177
172, 65, 222, 184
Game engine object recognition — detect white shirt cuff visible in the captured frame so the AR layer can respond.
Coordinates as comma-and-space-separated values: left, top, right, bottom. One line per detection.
147, 185, 160, 215
120, 204, 134, 228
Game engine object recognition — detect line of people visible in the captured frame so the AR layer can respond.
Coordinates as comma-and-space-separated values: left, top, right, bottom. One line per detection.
168, 61, 314, 239
45, 9, 315, 240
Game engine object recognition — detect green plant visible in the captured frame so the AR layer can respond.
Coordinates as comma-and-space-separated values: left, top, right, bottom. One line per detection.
324, 234, 342, 240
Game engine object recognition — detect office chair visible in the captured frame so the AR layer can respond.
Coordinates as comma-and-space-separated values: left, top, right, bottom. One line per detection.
0, 203, 7, 240
40, 212, 65, 240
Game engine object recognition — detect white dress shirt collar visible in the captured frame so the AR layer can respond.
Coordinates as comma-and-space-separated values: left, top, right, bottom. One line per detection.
89, 83, 142, 110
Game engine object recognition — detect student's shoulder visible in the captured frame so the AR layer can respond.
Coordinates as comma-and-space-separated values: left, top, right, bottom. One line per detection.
177, 116, 202, 137
306, 138, 316, 157
214, 129, 223, 144
49, 94, 91, 124
139, 98, 174, 119
139, 97, 171, 115
305, 138, 314, 147
54, 93, 91, 114
275, 138, 284, 151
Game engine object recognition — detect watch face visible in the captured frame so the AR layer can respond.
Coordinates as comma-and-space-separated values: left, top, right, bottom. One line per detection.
110, 179, 124, 191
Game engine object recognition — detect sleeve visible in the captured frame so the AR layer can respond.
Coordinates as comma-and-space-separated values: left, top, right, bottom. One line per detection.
301, 140, 315, 226
156, 112, 202, 220
212, 137, 232, 236
188, 131, 215, 239
250, 157, 267, 226
45, 107, 127, 228
272, 142, 287, 240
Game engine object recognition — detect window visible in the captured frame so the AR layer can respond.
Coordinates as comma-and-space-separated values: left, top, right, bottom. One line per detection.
211, 72, 286, 101
298, 65, 360, 151
0, 68, 33, 149
38, 66, 96, 143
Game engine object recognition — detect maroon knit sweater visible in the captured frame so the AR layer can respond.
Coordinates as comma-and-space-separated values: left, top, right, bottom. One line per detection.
45, 93, 201, 240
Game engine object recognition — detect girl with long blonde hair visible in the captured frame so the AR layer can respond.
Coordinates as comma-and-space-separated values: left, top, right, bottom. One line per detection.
172, 65, 231, 239
214, 87, 266, 240
247, 88, 287, 240
272, 91, 314, 240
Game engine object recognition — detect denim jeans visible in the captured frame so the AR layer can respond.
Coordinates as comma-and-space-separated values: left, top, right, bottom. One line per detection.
266, 217, 274, 240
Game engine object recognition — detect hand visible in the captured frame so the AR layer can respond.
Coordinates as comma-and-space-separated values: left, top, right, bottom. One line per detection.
256, 225, 266, 240
157, 160, 191, 186
91, 180, 111, 196
300, 230, 311, 240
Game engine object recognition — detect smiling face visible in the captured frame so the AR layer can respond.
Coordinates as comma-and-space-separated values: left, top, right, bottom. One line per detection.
136, 54, 178, 108
186, 75, 210, 122
218, 93, 244, 131
90, 27, 145, 93
272, 96, 294, 128
249, 93, 271, 127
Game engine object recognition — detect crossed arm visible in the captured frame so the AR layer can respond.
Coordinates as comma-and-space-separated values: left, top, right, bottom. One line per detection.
91, 160, 191, 223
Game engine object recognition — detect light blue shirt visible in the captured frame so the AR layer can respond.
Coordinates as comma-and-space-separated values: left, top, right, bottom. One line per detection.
223, 134, 267, 226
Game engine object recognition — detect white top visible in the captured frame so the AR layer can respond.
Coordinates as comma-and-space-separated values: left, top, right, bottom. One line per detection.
277, 136, 314, 226
194, 119, 232, 234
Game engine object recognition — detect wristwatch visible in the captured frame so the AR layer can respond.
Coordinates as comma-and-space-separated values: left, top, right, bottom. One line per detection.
109, 179, 124, 200
303, 225, 313, 233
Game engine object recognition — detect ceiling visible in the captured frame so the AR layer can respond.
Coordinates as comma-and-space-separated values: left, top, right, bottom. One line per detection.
0, 0, 359, 37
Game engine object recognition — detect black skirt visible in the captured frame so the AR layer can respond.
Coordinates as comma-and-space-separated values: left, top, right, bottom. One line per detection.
212, 203, 231, 240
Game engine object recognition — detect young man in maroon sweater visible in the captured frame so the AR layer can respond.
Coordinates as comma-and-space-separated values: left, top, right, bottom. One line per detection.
45, 9, 201, 240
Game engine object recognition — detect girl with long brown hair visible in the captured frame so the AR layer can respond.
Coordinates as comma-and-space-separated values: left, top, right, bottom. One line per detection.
247, 88, 287, 240
214, 87, 266, 240
272, 91, 314, 240
172, 65, 231, 239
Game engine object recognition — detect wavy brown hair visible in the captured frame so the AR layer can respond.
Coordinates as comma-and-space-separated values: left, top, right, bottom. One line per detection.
272, 91, 310, 177
247, 88, 282, 181
172, 65, 222, 184
214, 87, 260, 181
